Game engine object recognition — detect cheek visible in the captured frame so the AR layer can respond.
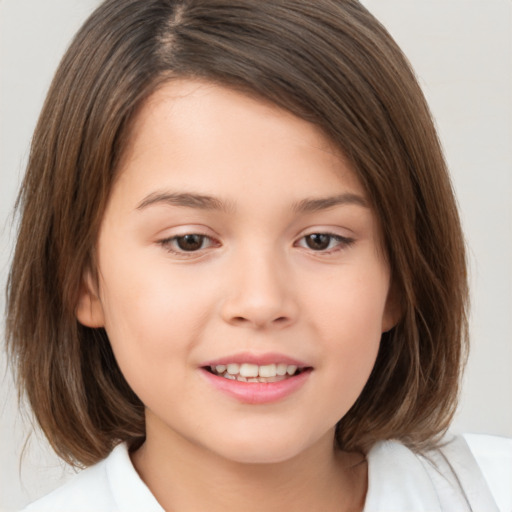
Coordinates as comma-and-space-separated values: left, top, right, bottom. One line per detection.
303, 261, 389, 396
97, 252, 214, 374
307, 260, 390, 340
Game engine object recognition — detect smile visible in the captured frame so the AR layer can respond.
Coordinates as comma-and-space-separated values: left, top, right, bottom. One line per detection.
207, 363, 304, 383
200, 353, 312, 403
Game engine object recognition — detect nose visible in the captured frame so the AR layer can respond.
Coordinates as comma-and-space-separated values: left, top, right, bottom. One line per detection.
220, 247, 298, 330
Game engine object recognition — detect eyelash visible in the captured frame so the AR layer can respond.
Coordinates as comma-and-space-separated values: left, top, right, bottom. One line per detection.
158, 234, 219, 256
295, 233, 355, 253
157, 232, 355, 257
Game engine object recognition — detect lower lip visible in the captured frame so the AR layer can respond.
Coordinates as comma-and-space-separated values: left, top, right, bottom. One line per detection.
200, 369, 312, 404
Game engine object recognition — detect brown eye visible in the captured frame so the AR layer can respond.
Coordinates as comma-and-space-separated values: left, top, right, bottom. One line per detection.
304, 233, 331, 250
158, 233, 219, 256
175, 234, 206, 251
296, 233, 354, 253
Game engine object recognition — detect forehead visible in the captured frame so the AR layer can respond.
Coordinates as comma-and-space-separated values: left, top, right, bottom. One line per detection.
112, 79, 366, 208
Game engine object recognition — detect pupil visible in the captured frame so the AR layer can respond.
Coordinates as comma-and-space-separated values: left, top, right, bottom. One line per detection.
306, 234, 330, 250
177, 234, 204, 251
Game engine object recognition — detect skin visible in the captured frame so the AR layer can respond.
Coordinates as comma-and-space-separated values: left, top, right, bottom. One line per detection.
77, 79, 398, 512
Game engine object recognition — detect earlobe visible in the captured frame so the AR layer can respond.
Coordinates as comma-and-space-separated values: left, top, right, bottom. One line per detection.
381, 310, 399, 333
382, 285, 402, 333
76, 272, 105, 328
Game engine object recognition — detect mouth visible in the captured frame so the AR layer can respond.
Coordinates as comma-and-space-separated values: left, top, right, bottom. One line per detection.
200, 356, 312, 404
204, 363, 309, 383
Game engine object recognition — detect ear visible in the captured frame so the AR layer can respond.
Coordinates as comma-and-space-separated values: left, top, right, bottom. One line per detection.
381, 283, 402, 333
76, 270, 105, 328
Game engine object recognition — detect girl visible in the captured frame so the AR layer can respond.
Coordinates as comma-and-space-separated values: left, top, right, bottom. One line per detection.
5, 0, 511, 510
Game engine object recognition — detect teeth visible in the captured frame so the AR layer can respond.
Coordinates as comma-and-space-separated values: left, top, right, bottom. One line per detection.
210, 362, 302, 381
276, 363, 288, 376
239, 363, 259, 377
286, 365, 297, 376
226, 363, 240, 375
258, 364, 276, 377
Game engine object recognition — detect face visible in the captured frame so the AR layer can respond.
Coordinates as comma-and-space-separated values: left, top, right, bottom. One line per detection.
77, 80, 397, 464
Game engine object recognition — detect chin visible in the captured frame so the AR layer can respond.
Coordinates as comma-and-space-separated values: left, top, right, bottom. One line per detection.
208, 430, 320, 465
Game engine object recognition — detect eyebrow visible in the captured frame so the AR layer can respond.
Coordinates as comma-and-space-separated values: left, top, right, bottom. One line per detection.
136, 191, 368, 214
136, 192, 234, 213
292, 193, 369, 213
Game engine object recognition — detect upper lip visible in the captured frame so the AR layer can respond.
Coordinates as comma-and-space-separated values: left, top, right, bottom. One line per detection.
201, 352, 310, 368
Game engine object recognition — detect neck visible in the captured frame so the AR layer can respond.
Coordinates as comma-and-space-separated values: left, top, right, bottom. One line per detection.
131, 415, 367, 512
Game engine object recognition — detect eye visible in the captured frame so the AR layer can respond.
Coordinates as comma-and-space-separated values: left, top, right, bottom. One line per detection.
175, 234, 208, 251
159, 234, 218, 254
297, 233, 354, 252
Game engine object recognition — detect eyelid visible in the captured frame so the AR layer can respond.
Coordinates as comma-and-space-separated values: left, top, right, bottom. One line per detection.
156, 229, 221, 258
294, 230, 355, 254
154, 226, 355, 258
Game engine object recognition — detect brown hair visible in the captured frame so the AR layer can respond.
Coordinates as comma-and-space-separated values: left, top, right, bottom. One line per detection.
6, 0, 468, 467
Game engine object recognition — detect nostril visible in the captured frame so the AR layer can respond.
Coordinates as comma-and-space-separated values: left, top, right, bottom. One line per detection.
228, 315, 290, 328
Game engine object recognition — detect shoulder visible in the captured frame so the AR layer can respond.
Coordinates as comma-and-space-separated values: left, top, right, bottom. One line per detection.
428, 433, 512, 512
22, 456, 114, 512
463, 433, 512, 512
365, 433, 511, 512
22, 444, 163, 512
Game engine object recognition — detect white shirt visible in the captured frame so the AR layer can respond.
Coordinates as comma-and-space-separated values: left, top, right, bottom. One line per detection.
22, 434, 512, 511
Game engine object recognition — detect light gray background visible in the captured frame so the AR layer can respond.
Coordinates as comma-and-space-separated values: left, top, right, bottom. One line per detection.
1, 0, 511, 510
